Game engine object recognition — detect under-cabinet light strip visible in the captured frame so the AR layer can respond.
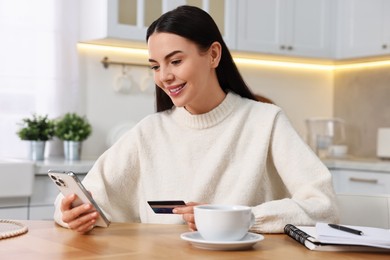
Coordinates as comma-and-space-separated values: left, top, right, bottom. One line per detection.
233, 57, 334, 71
334, 60, 390, 70
78, 43, 390, 71
78, 43, 149, 55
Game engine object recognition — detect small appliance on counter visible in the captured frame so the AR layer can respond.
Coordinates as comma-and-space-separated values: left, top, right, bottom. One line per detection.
377, 128, 390, 159
305, 117, 347, 158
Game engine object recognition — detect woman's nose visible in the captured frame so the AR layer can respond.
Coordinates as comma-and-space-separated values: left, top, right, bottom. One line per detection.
159, 67, 174, 83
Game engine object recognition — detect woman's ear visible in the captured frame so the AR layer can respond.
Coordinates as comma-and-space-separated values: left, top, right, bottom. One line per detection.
209, 42, 222, 68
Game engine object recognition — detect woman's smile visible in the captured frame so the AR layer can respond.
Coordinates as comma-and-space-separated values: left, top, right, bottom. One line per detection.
167, 83, 186, 96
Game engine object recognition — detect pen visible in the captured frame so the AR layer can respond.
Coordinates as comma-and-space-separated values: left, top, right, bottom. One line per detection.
328, 224, 364, 235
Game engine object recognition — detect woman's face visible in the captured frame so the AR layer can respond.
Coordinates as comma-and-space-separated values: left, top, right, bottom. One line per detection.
147, 32, 224, 114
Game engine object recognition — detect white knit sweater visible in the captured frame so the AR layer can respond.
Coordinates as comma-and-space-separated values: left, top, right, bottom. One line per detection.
54, 92, 338, 233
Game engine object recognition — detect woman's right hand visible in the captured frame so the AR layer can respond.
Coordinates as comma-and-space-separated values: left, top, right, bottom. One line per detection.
60, 194, 99, 233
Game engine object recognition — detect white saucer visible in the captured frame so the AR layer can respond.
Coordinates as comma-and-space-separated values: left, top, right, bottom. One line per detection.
180, 232, 264, 251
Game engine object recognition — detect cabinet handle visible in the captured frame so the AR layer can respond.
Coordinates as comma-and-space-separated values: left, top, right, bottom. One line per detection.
349, 177, 378, 184
287, 46, 293, 51
382, 44, 388, 49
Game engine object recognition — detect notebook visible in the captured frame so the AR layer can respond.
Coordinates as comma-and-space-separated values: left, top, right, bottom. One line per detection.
284, 223, 390, 252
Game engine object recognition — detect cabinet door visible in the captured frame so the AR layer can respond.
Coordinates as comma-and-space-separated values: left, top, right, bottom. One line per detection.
0, 197, 29, 219
237, 0, 285, 54
286, 0, 332, 58
106, 0, 161, 42
29, 206, 55, 220
336, 0, 390, 59
331, 169, 390, 195
237, 0, 331, 58
30, 175, 61, 207
81, 0, 236, 48
162, 0, 237, 48
30, 174, 87, 207
0, 208, 28, 220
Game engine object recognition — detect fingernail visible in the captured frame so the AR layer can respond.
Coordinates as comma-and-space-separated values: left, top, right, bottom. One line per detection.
172, 209, 178, 214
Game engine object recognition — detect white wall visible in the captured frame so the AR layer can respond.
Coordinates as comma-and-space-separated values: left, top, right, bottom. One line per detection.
238, 64, 334, 136
78, 46, 155, 158
78, 47, 334, 158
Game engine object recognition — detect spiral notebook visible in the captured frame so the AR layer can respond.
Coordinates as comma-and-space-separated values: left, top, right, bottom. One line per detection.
284, 223, 390, 252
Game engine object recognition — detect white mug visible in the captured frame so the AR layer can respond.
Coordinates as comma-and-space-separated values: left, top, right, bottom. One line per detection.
328, 144, 348, 157
194, 204, 255, 241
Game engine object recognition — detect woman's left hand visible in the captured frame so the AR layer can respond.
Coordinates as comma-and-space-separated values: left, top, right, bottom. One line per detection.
173, 201, 204, 231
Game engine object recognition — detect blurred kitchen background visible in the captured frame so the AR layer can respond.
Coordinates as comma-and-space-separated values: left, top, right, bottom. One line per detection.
1, 0, 390, 221
1, 0, 389, 160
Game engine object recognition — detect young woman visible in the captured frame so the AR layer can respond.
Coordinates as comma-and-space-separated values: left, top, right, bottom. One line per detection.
55, 5, 338, 233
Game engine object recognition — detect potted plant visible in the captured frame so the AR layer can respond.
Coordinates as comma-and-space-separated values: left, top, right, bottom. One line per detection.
55, 113, 92, 160
16, 114, 55, 161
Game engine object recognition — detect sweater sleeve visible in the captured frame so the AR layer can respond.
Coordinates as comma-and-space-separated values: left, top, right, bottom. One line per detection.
250, 111, 339, 233
53, 127, 142, 227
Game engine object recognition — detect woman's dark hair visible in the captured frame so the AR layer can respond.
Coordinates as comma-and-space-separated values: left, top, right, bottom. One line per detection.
146, 5, 256, 112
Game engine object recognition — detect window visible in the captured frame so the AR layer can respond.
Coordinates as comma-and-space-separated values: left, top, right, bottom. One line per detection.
0, 0, 80, 158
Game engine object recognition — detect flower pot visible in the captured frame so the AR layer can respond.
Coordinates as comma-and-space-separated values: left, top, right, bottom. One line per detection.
63, 141, 82, 161
29, 141, 46, 161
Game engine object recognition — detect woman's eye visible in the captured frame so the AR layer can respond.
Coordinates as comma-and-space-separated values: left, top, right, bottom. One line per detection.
171, 60, 181, 65
150, 65, 159, 71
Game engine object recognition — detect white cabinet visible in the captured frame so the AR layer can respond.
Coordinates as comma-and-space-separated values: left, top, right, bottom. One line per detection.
335, 0, 390, 59
0, 197, 29, 219
28, 174, 87, 220
331, 169, 390, 195
0, 174, 87, 220
80, 0, 237, 49
0, 159, 93, 220
80, 0, 390, 60
236, 0, 332, 58
0, 207, 28, 220
29, 206, 55, 220
28, 175, 62, 220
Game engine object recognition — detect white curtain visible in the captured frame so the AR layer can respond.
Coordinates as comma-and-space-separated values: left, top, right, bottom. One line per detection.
0, 0, 80, 158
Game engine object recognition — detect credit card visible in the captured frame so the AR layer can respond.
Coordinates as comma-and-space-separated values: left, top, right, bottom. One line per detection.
147, 200, 186, 214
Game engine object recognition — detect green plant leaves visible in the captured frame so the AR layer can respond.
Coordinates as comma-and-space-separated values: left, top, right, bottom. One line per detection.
16, 114, 55, 141
54, 113, 92, 141
16, 113, 92, 142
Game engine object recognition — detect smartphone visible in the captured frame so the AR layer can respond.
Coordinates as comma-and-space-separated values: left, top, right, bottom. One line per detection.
48, 170, 110, 227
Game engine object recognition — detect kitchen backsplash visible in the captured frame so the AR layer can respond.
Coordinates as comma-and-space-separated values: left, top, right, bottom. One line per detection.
334, 66, 390, 158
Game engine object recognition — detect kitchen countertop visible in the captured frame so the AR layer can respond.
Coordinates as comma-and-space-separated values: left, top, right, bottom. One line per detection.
36, 156, 390, 174
34, 157, 96, 174
0, 157, 96, 175
3, 156, 389, 175
322, 156, 390, 173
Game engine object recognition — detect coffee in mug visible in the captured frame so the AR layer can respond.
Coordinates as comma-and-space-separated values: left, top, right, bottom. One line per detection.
194, 204, 255, 241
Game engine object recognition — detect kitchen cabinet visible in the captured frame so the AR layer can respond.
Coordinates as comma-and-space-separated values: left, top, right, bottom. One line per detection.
0, 198, 29, 219
0, 207, 28, 220
80, 0, 390, 60
335, 0, 390, 59
80, 0, 237, 49
236, 0, 333, 58
0, 174, 87, 220
28, 174, 87, 220
331, 169, 390, 195
0, 159, 94, 220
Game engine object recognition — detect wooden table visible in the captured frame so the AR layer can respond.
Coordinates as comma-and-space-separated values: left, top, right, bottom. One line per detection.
0, 221, 389, 259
